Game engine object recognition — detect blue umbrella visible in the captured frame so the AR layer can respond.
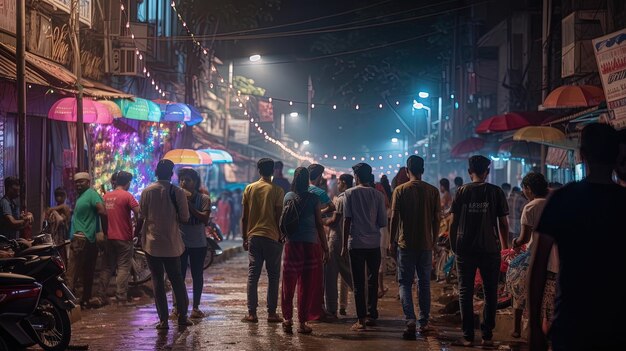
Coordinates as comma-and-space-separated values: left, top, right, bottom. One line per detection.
197, 149, 234, 164
186, 105, 204, 126
160, 103, 191, 122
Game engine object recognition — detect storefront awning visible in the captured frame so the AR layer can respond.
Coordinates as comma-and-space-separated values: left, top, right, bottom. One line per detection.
546, 147, 581, 168
0, 43, 133, 99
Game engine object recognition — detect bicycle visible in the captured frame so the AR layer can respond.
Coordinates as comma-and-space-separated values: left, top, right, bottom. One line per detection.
128, 219, 224, 286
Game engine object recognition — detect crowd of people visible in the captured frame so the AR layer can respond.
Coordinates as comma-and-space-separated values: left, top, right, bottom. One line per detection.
1, 122, 625, 349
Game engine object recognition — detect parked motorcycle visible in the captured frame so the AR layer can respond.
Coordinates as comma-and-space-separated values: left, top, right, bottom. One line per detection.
0, 269, 43, 351
0, 236, 75, 351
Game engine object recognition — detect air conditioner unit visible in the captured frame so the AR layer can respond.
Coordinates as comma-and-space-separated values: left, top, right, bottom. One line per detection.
110, 48, 143, 76
561, 10, 607, 78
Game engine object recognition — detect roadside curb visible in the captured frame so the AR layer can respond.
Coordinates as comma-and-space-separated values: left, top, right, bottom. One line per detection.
213, 244, 244, 265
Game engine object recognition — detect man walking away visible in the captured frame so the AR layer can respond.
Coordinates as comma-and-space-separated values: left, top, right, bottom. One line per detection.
507, 186, 527, 245
323, 174, 354, 320
241, 158, 285, 324
272, 161, 291, 194
99, 171, 139, 306
529, 123, 626, 351
342, 163, 387, 331
139, 160, 192, 329
389, 156, 440, 339
449, 156, 509, 347
450, 176, 463, 199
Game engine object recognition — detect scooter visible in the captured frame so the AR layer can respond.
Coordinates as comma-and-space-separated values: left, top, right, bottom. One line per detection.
0, 237, 75, 351
0, 265, 43, 351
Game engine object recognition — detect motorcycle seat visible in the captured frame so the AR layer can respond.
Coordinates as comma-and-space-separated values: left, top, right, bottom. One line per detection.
0, 272, 35, 285
17, 244, 54, 256
0, 257, 27, 268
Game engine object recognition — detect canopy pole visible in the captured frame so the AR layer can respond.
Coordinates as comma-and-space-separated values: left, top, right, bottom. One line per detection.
16, 0, 27, 209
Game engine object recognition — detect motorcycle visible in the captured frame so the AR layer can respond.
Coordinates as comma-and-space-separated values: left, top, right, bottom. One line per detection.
0, 269, 43, 351
0, 236, 75, 351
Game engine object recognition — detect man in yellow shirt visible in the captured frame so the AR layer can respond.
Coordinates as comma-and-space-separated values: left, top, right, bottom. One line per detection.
241, 158, 285, 324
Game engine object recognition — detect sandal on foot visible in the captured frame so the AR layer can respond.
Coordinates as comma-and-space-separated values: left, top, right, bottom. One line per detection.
351, 322, 366, 331
267, 314, 284, 323
297, 324, 313, 334
241, 315, 258, 323
282, 321, 293, 334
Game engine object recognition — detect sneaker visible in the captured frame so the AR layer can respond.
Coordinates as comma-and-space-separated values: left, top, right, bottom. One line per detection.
452, 338, 474, 347
402, 324, 417, 340
351, 321, 366, 331
190, 308, 205, 319
481, 338, 494, 347
155, 321, 169, 330
339, 308, 347, 316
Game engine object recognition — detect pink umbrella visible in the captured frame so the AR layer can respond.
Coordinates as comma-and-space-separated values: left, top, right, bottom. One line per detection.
48, 98, 112, 124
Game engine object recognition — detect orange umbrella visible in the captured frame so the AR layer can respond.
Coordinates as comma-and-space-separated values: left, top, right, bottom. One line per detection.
543, 85, 605, 108
97, 100, 123, 118
513, 126, 565, 144
163, 149, 212, 165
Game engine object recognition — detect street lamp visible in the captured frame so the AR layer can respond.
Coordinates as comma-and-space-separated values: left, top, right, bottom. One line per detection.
418, 91, 430, 98
289, 112, 299, 118
302, 140, 310, 145
249, 54, 262, 62
395, 129, 401, 134
413, 100, 432, 162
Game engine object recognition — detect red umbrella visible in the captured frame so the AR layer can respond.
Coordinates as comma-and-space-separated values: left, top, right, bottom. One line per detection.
450, 137, 485, 158
475, 111, 553, 134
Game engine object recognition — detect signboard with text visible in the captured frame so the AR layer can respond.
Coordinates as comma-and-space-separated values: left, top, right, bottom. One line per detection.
593, 28, 626, 129
0, 0, 16, 35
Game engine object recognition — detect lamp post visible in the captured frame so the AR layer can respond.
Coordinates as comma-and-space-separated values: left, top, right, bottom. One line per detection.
414, 95, 443, 178
413, 101, 432, 161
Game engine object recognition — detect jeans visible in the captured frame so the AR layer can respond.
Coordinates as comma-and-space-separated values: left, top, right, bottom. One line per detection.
324, 234, 353, 315
67, 233, 98, 303
350, 248, 381, 319
146, 254, 189, 322
181, 247, 207, 308
99, 239, 134, 301
456, 253, 501, 341
247, 235, 283, 315
397, 249, 432, 327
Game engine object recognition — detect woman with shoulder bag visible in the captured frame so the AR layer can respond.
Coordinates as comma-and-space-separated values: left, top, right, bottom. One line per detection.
280, 167, 329, 334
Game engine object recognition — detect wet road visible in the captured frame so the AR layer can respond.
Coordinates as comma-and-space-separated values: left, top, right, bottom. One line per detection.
64, 248, 528, 351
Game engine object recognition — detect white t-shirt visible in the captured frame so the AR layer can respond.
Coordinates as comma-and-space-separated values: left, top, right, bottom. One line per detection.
522, 198, 559, 273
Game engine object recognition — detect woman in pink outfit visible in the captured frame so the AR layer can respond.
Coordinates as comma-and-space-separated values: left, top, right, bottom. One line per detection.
215, 192, 231, 238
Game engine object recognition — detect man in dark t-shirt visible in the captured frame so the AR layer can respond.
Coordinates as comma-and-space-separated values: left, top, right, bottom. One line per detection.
529, 123, 626, 351
449, 155, 509, 347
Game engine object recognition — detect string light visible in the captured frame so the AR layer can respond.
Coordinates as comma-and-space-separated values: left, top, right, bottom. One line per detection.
118, 1, 166, 99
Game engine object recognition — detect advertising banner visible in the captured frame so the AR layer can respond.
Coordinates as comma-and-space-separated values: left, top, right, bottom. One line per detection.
593, 29, 626, 129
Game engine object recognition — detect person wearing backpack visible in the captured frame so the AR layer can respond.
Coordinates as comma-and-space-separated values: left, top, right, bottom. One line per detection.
280, 167, 329, 334
241, 158, 285, 324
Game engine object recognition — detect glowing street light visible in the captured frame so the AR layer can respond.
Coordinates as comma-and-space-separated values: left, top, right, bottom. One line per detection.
391, 137, 399, 143
249, 54, 262, 62
302, 140, 310, 145
418, 91, 429, 98
289, 112, 299, 118
395, 129, 401, 134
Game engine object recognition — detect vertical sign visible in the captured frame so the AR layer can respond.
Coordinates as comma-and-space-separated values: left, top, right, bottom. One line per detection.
593, 29, 626, 129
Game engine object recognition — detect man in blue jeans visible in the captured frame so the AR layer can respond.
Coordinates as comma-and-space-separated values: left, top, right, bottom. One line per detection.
389, 156, 440, 339
241, 158, 285, 324
449, 155, 509, 347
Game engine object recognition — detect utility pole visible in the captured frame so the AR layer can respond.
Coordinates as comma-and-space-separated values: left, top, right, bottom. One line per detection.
224, 61, 233, 148
437, 96, 443, 179
70, 0, 84, 171
16, 0, 26, 208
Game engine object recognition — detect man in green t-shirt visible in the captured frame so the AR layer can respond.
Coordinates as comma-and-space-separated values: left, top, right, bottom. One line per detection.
67, 172, 107, 308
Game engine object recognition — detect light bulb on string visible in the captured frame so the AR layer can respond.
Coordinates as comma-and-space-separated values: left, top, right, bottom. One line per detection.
333, 105, 337, 110
289, 101, 293, 106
